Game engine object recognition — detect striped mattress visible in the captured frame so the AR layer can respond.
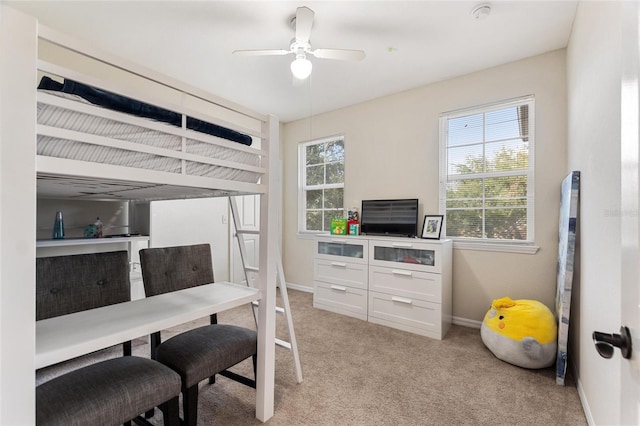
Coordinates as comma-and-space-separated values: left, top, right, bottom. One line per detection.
37, 92, 262, 184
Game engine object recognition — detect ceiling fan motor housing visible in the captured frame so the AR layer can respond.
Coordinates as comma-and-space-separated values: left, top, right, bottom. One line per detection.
290, 38, 311, 56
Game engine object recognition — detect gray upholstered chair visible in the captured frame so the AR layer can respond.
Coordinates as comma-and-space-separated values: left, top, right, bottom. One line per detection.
36, 355, 181, 426
139, 244, 257, 426
36, 251, 132, 356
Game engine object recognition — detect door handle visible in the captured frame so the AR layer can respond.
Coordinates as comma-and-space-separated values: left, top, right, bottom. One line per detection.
592, 326, 632, 359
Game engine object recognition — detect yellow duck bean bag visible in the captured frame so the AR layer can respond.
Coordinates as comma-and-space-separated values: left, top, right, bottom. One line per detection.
480, 296, 557, 369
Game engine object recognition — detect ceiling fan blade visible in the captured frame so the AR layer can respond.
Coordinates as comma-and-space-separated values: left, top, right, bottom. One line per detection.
232, 49, 291, 56
311, 48, 366, 61
295, 6, 314, 44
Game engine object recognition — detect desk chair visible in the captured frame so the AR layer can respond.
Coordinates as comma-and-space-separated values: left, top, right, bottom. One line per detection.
36, 356, 181, 426
36, 251, 132, 356
140, 244, 257, 426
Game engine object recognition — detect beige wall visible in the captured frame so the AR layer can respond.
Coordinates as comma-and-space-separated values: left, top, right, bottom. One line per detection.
566, 2, 622, 424
282, 49, 568, 322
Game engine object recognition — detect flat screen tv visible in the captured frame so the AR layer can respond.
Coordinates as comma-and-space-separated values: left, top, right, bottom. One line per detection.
360, 198, 419, 238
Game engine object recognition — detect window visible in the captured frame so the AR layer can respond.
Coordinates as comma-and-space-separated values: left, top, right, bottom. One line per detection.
439, 96, 534, 243
299, 136, 345, 233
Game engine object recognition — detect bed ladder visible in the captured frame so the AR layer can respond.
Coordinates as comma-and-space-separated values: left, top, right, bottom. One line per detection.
229, 197, 303, 384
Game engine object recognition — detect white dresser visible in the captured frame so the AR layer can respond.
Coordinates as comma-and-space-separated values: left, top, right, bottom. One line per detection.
313, 235, 452, 339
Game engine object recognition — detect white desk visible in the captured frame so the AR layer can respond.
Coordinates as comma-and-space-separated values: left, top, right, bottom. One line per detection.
36, 282, 260, 369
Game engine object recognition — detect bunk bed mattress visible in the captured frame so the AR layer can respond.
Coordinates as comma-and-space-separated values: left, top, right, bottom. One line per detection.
37, 95, 261, 183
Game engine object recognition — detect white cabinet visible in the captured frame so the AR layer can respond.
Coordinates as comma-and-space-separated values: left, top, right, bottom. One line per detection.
313, 235, 452, 340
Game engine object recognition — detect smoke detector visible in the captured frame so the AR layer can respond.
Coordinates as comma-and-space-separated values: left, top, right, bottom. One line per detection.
471, 3, 492, 20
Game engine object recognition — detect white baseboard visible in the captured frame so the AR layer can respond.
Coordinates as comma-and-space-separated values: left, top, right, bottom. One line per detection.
453, 316, 482, 329
284, 282, 313, 293
573, 363, 594, 425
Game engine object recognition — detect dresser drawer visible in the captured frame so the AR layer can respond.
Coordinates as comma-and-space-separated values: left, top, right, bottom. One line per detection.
316, 237, 368, 264
313, 281, 367, 320
369, 266, 441, 302
368, 291, 444, 339
369, 239, 441, 273
314, 259, 367, 290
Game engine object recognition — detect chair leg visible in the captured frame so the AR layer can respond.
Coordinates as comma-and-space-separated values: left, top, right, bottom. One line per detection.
215, 354, 258, 389
159, 396, 180, 426
145, 332, 162, 420
253, 354, 257, 379
150, 332, 162, 360
123, 340, 132, 356
144, 409, 155, 419
183, 385, 199, 426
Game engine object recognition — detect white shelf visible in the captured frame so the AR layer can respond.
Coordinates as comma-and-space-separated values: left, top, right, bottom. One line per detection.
36, 235, 149, 248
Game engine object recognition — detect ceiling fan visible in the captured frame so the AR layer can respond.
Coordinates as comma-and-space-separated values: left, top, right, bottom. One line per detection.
233, 6, 366, 80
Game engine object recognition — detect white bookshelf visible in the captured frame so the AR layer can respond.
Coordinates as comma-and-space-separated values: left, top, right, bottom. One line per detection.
36, 235, 149, 248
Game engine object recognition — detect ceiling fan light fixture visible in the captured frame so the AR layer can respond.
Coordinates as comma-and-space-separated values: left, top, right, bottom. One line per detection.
234, 6, 364, 83
291, 54, 313, 79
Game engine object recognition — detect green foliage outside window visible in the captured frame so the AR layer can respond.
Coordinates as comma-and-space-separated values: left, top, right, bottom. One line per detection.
302, 138, 345, 232
443, 99, 533, 241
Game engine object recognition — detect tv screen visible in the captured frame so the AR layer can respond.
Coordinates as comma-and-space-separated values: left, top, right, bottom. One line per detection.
360, 199, 419, 237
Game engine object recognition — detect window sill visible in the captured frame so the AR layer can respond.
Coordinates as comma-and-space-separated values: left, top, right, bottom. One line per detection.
453, 241, 539, 254
297, 232, 327, 240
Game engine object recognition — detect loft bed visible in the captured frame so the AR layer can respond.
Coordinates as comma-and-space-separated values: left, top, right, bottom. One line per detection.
28, 23, 278, 422
36, 76, 263, 200
36, 28, 271, 202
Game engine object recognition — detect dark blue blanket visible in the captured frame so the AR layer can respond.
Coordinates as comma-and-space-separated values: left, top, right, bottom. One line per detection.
38, 76, 252, 146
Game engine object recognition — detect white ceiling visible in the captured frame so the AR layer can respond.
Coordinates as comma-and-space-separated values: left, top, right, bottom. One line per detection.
8, 1, 578, 123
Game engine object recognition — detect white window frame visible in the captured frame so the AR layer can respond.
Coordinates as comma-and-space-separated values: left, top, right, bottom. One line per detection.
298, 135, 345, 235
439, 96, 538, 254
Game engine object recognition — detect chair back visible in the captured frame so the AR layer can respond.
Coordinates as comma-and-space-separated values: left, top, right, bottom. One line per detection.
139, 244, 214, 297
36, 251, 130, 321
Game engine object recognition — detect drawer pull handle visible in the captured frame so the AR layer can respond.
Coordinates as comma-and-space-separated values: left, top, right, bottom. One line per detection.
391, 296, 413, 305
333, 239, 347, 243
391, 269, 412, 277
331, 262, 347, 268
330, 285, 348, 292
392, 243, 413, 248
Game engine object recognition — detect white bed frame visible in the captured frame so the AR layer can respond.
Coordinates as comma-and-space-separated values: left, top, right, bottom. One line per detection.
0, 6, 278, 423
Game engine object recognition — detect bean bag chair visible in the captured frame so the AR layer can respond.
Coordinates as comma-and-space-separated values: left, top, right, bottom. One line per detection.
480, 296, 557, 369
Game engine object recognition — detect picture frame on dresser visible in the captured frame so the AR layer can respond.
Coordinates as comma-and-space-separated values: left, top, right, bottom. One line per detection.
421, 215, 443, 239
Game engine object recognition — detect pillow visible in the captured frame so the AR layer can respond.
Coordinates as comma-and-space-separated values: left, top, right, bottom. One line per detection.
480, 296, 557, 369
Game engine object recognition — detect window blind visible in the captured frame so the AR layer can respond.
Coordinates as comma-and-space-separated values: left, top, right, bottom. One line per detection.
440, 96, 534, 241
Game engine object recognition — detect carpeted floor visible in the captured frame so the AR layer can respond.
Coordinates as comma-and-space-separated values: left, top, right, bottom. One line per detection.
37, 289, 587, 425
